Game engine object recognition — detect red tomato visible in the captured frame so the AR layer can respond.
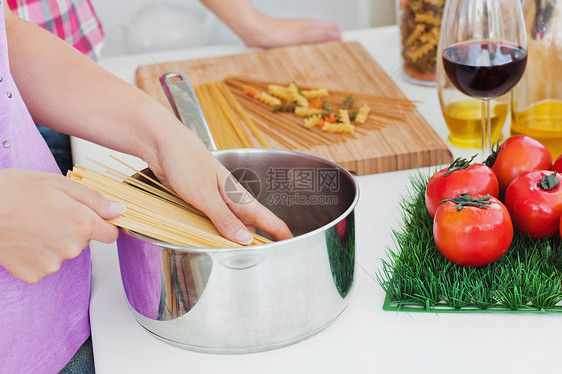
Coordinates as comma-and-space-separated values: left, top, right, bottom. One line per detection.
504, 170, 562, 238
560, 209, 562, 238
336, 219, 347, 240
486, 135, 552, 199
433, 194, 513, 267
425, 156, 499, 218
552, 154, 562, 173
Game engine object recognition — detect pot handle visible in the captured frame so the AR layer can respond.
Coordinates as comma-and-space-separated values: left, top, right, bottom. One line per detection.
159, 72, 218, 151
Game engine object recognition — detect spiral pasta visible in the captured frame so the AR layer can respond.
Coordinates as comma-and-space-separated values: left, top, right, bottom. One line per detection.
301, 89, 329, 99
256, 92, 282, 107
405, 24, 425, 46
295, 107, 325, 117
399, 0, 444, 82
355, 104, 371, 123
407, 42, 435, 62
267, 84, 293, 101
414, 13, 441, 26
338, 109, 351, 126
286, 82, 308, 107
303, 115, 322, 128
323, 122, 354, 134
226, 77, 401, 139
424, 0, 444, 6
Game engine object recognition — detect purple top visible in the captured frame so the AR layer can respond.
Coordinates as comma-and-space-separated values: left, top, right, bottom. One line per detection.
0, 4, 91, 373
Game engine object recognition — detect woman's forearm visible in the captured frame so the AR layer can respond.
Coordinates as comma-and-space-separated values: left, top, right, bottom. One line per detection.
200, 0, 262, 43
4, 5, 167, 162
3, 2, 293, 245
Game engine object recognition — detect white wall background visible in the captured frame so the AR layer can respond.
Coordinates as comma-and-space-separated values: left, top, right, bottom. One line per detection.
91, 0, 396, 57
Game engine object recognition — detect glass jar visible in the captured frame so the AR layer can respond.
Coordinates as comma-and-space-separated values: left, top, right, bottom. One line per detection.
396, 0, 445, 86
511, 0, 562, 159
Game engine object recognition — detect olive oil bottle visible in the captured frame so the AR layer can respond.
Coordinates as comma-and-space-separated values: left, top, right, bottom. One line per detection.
511, 100, 562, 157
442, 100, 508, 148
511, 0, 562, 159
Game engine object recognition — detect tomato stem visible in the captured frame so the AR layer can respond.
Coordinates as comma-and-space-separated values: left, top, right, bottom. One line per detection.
483, 140, 500, 168
444, 154, 478, 176
440, 193, 492, 211
538, 172, 560, 190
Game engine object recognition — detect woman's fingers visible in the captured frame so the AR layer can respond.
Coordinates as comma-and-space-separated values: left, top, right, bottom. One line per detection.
216, 172, 293, 242
192, 187, 254, 245
59, 179, 124, 243
297, 19, 342, 44
229, 199, 293, 241
243, 18, 342, 48
146, 129, 293, 246
0, 169, 126, 283
62, 180, 126, 219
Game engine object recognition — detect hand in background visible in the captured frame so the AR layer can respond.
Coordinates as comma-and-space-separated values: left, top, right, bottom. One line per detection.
201, 0, 341, 49
0, 169, 125, 283
239, 17, 341, 48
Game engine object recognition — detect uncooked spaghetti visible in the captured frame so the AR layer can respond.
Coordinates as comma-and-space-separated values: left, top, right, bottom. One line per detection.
190, 76, 417, 151
193, 81, 271, 149
66, 159, 271, 248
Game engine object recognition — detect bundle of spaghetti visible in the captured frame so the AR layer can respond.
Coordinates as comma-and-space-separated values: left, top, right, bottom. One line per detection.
232, 88, 353, 149
244, 111, 314, 149
66, 162, 272, 248
215, 82, 271, 148
324, 91, 417, 111
224, 76, 418, 111
224, 76, 412, 137
192, 88, 237, 149
92, 156, 197, 213
235, 85, 358, 141
193, 83, 249, 149
301, 92, 408, 124
233, 89, 329, 144
194, 81, 271, 149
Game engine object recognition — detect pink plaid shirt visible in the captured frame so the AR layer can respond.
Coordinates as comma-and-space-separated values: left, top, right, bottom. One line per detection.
7, 0, 104, 59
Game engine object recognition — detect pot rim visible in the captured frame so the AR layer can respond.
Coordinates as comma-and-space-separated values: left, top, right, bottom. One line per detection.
122, 147, 360, 254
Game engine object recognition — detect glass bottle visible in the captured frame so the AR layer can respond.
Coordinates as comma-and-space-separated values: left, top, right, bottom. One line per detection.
511, 0, 562, 158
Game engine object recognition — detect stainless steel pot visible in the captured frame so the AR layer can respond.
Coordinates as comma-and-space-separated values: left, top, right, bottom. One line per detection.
116, 73, 359, 354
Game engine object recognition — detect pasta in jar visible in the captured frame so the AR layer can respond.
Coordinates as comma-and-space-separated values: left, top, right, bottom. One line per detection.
397, 0, 445, 85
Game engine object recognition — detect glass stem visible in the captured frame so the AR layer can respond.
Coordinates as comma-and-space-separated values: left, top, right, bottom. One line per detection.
481, 99, 492, 160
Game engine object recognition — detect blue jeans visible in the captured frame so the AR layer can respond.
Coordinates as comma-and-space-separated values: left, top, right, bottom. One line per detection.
58, 335, 95, 374
36, 125, 73, 174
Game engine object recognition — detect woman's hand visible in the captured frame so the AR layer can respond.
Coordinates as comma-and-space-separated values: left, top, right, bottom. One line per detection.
239, 17, 342, 49
0, 169, 125, 283
141, 116, 293, 245
5, 4, 292, 247
200, 0, 341, 49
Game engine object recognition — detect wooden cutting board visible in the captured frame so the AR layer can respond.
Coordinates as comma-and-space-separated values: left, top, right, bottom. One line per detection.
135, 41, 452, 175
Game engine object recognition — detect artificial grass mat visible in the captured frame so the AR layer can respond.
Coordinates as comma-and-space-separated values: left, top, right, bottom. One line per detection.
377, 171, 562, 313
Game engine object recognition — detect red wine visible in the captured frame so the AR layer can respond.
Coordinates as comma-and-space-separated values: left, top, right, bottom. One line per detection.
443, 41, 527, 99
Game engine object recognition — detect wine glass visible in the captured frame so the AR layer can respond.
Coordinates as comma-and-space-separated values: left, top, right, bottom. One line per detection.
438, 0, 528, 160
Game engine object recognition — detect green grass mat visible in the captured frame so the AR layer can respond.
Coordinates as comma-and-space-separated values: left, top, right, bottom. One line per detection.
377, 170, 562, 313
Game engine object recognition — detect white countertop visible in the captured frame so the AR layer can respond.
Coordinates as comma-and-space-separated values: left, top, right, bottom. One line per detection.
72, 26, 558, 374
